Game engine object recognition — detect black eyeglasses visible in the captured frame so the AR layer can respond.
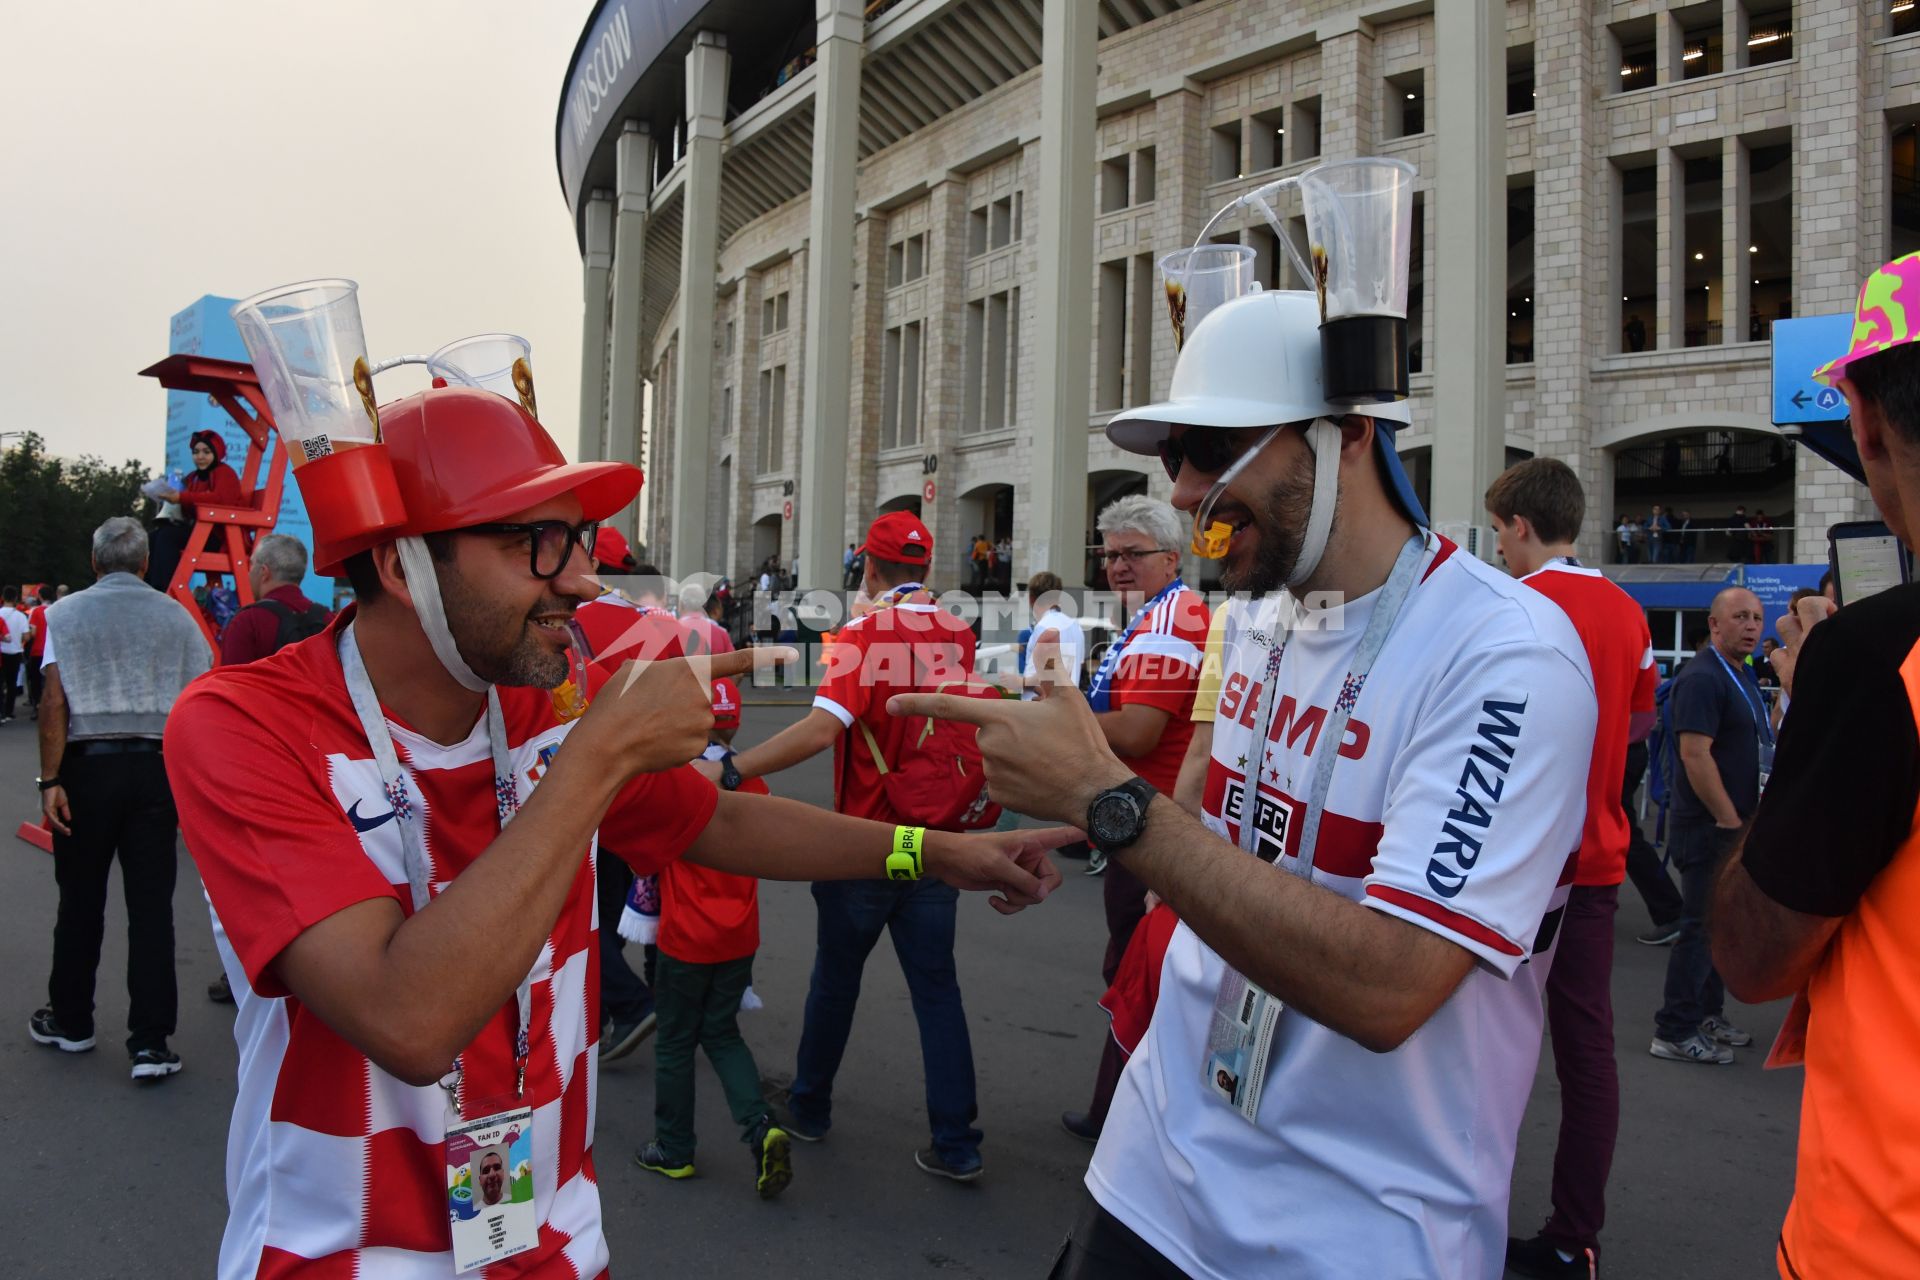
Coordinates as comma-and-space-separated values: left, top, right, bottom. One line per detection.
463, 520, 600, 579
1096, 548, 1178, 567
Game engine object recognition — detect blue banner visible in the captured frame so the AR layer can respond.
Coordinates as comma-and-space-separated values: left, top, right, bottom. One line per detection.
554, 0, 707, 224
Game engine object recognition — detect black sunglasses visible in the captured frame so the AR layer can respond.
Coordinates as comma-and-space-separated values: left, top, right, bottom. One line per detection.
1156, 426, 1259, 482
463, 520, 600, 580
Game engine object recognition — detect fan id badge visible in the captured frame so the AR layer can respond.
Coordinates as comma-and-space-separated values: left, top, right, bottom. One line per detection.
1203, 966, 1282, 1125
445, 1105, 538, 1273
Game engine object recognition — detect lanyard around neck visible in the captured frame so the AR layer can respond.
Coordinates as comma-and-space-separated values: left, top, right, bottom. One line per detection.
1709, 645, 1774, 746
1243, 534, 1427, 879
339, 624, 534, 1100
1088, 579, 1184, 707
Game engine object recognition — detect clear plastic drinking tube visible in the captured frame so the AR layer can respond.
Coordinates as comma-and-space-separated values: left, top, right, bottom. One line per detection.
1190, 425, 1284, 558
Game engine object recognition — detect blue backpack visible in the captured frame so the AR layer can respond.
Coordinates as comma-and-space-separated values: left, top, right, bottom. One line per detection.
1645, 672, 1681, 846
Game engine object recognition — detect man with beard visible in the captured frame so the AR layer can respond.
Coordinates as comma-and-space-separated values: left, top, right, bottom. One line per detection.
165, 358, 1069, 1277
893, 289, 1596, 1279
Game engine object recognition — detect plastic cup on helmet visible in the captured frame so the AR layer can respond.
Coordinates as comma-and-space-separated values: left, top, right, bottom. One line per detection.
1298, 158, 1416, 402
1158, 245, 1256, 351
428, 333, 533, 404
231, 279, 379, 466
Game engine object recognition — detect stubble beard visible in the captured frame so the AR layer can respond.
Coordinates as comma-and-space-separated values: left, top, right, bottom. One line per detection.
1219, 455, 1328, 596
435, 564, 572, 689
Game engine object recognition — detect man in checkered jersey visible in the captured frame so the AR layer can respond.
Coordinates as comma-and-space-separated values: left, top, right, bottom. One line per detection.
165, 375, 1071, 1279
895, 291, 1596, 1278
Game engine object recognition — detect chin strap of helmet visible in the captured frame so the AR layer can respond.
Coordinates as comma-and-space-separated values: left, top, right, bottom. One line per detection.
1285, 418, 1343, 589
396, 535, 490, 692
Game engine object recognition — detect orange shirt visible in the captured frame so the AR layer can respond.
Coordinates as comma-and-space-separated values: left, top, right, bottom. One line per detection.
1777, 635, 1920, 1276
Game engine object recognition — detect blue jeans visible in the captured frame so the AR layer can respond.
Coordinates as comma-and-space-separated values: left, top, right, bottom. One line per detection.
789, 879, 982, 1163
1654, 819, 1736, 1041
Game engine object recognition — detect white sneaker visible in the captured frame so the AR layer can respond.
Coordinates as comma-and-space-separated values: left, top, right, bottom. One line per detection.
1084, 849, 1108, 877
1649, 1032, 1733, 1065
1700, 1015, 1753, 1047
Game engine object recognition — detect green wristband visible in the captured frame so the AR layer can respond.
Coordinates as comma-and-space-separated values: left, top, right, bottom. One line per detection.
886, 825, 927, 881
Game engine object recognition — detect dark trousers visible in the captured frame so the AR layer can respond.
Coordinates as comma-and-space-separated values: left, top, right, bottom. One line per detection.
1102, 860, 1149, 987
652, 953, 769, 1163
47, 749, 178, 1054
789, 879, 982, 1162
1654, 820, 1737, 1041
1079, 860, 1151, 1127
25, 654, 43, 709
595, 854, 652, 1023
1540, 884, 1621, 1252
0, 652, 20, 718
1621, 741, 1681, 927
1048, 1193, 1192, 1279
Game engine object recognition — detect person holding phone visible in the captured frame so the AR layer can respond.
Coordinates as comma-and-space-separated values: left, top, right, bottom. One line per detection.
1713, 249, 1920, 1277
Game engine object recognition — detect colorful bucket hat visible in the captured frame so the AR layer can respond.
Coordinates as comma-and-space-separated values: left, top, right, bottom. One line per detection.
1813, 250, 1920, 387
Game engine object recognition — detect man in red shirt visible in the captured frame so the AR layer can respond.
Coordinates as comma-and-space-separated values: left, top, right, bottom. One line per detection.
1057, 496, 1208, 1143
700, 510, 995, 1181
167, 349, 1067, 1276
1488, 458, 1657, 1278
219, 533, 332, 666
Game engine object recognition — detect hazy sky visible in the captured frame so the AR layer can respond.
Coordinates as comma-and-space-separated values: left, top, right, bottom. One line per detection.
2, 0, 598, 471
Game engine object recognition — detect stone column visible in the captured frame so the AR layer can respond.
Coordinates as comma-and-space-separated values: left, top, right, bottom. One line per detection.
1316, 19, 1374, 161
1530, 0, 1607, 562
670, 32, 730, 580
1656, 148, 1682, 350
797, 0, 865, 593
606, 123, 654, 539
1427, 0, 1505, 528
577, 191, 614, 463
1789, 0, 1876, 559
1150, 82, 1205, 393
921, 178, 970, 589
1723, 135, 1750, 348
1026, 0, 1097, 585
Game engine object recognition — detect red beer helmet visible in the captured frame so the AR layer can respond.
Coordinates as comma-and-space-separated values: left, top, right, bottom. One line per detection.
310, 386, 643, 575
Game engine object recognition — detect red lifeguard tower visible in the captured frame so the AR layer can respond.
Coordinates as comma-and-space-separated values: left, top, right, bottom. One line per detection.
138, 354, 289, 658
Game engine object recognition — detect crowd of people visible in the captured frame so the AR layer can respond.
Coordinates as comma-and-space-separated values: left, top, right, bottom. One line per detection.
1612, 504, 1780, 564
13, 249, 1920, 1280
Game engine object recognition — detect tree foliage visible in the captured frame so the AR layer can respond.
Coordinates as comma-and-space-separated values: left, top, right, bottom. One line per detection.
0, 434, 158, 589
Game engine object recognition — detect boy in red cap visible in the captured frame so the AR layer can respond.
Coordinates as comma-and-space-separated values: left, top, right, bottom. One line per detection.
699, 509, 992, 1181
636, 677, 787, 1195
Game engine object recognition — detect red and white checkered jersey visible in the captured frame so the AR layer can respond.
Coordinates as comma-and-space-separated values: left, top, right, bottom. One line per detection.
1087, 537, 1596, 1280
166, 612, 717, 1279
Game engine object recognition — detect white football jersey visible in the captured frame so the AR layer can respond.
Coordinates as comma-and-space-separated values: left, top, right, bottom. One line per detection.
1088, 536, 1596, 1280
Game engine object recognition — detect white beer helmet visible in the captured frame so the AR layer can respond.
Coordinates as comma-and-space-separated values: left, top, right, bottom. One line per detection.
1106, 289, 1425, 587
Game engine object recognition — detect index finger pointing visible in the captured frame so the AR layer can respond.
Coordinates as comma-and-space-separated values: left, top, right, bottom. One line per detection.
887, 692, 1007, 726
692, 646, 799, 683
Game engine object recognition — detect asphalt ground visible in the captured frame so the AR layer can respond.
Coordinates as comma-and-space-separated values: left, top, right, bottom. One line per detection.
1, 701, 1799, 1278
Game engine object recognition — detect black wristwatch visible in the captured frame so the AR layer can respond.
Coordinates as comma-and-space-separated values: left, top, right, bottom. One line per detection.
1087, 778, 1157, 853
719, 755, 743, 792
36, 776, 61, 792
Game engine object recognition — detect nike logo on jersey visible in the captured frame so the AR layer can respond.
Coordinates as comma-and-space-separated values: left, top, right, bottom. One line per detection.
347, 800, 398, 833
1426, 697, 1527, 898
